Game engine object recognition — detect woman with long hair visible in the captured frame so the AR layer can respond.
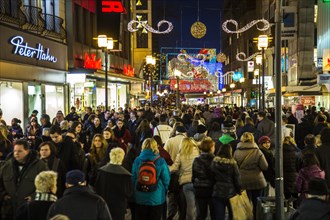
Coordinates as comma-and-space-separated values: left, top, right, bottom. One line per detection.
25, 117, 42, 150
132, 138, 170, 220
135, 119, 153, 152
0, 125, 12, 160
113, 119, 132, 153
211, 144, 241, 220
170, 137, 200, 220
83, 134, 108, 186
71, 121, 87, 153
10, 118, 24, 139
233, 132, 268, 218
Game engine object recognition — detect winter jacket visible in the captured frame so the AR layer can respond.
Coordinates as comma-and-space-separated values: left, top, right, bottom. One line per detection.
257, 118, 275, 144
236, 124, 261, 142
316, 143, 330, 187
233, 142, 268, 190
114, 127, 132, 153
154, 124, 172, 144
290, 198, 330, 220
47, 186, 112, 220
283, 143, 299, 195
170, 146, 200, 185
211, 156, 241, 198
53, 136, 80, 171
0, 139, 12, 160
164, 133, 186, 162
95, 164, 133, 220
0, 151, 47, 219
192, 153, 214, 198
132, 149, 170, 206
259, 146, 275, 187
296, 165, 325, 199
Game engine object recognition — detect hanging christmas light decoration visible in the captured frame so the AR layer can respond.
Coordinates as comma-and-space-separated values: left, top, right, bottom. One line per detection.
236, 52, 262, 61
222, 19, 270, 34
136, 0, 142, 6
215, 70, 234, 78
216, 53, 227, 62
177, 53, 207, 64
128, 15, 173, 34
191, 21, 207, 39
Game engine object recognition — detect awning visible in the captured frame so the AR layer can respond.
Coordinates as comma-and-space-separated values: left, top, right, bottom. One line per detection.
269, 85, 325, 96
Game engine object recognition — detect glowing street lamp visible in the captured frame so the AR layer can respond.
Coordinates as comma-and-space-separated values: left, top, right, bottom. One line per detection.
258, 35, 269, 110
146, 55, 156, 105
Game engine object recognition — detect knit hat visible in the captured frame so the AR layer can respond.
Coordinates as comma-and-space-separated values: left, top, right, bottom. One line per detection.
197, 125, 207, 134
258, 136, 271, 145
307, 178, 329, 195
219, 134, 235, 145
176, 125, 186, 133
66, 170, 85, 185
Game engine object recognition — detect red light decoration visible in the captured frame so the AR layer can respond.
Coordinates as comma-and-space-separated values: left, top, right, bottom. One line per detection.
84, 53, 101, 69
102, 1, 126, 13
123, 64, 134, 77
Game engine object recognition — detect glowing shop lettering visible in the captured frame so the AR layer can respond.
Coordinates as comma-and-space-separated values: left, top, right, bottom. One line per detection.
10, 36, 57, 63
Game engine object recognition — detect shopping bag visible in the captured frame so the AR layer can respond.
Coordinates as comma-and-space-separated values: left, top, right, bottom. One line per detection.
229, 190, 253, 220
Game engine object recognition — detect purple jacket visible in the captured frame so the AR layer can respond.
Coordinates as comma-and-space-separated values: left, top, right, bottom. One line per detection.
296, 165, 325, 194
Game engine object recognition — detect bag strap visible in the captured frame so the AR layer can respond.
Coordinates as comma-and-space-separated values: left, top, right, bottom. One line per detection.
238, 149, 255, 168
152, 156, 161, 163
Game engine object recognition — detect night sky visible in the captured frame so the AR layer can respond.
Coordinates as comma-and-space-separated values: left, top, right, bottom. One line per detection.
152, 0, 224, 53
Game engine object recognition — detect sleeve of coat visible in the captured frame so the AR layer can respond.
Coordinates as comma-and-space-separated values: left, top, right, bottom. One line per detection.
169, 154, 181, 173
159, 159, 171, 191
97, 198, 112, 220
295, 170, 304, 193
258, 150, 268, 171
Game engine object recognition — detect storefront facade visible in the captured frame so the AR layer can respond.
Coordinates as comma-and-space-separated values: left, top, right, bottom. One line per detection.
0, 24, 67, 126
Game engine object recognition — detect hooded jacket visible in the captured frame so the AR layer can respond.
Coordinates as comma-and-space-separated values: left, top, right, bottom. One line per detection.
192, 153, 214, 198
291, 198, 330, 220
211, 156, 241, 198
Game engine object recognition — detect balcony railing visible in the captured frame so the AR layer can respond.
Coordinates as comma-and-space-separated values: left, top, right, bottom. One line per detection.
0, 0, 26, 26
22, 5, 44, 33
42, 13, 66, 40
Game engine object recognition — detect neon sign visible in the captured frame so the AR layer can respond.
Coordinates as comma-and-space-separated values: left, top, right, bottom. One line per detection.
84, 53, 101, 69
9, 36, 57, 63
123, 64, 134, 77
101, 1, 126, 13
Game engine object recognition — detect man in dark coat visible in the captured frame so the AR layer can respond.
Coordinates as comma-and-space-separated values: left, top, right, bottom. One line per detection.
95, 148, 133, 220
47, 170, 112, 220
49, 125, 80, 171
317, 128, 330, 188
0, 140, 47, 219
257, 111, 275, 145
290, 178, 330, 220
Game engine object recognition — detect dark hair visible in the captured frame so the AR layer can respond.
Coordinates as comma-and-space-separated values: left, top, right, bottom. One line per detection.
49, 125, 62, 135
153, 135, 163, 147
210, 122, 221, 131
304, 134, 316, 145
218, 144, 232, 159
160, 114, 167, 122
14, 139, 30, 150
39, 141, 57, 156
257, 111, 266, 118
200, 137, 215, 153
302, 152, 320, 168
40, 114, 50, 122
71, 121, 82, 133
320, 127, 330, 144
12, 118, 21, 124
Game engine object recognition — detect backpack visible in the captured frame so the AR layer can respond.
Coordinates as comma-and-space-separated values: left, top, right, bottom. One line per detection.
136, 156, 160, 192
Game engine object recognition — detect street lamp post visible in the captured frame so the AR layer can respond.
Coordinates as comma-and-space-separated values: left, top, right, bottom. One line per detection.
254, 69, 260, 108
217, 90, 221, 105
97, 35, 113, 111
146, 55, 156, 105
239, 78, 245, 107
230, 83, 235, 106
174, 69, 181, 109
258, 35, 269, 111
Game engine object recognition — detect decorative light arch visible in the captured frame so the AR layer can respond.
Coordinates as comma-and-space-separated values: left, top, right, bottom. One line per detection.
222, 19, 270, 34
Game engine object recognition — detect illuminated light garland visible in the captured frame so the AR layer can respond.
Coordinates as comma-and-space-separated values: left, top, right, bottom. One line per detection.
177, 53, 207, 64
128, 19, 173, 34
222, 19, 270, 34
215, 70, 234, 78
236, 52, 262, 61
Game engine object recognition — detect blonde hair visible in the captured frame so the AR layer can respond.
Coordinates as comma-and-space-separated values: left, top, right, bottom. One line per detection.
49, 215, 70, 220
180, 137, 198, 158
110, 148, 125, 165
283, 136, 296, 145
142, 138, 159, 154
35, 171, 58, 193
240, 132, 255, 143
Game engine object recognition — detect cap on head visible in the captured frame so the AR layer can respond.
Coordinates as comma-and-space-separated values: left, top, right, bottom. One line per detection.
197, 124, 207, 134
66, 170, 85, 185
258, 136, 271, 145
176, 125, 186, 133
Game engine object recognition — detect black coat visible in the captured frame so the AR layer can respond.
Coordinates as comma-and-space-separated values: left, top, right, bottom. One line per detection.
95, 164, 133, 220
15, 200, 54, 220
317, 143, 330, 187
53, 136, 80, 171
211, 157, 241, 198
192, 153, 214, 198
283, 143, 299, 195
47, 186, 112, 220
295, 120, 313, 149
259, 147, 275, 187
291, 198, 330, 220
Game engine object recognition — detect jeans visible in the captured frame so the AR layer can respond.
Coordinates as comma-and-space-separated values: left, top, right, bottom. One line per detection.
247, 189, 264, 219
213, 197, 232, 220
136, 204, 163, 220
195, 197, 215, 220
183, 183, 196, 220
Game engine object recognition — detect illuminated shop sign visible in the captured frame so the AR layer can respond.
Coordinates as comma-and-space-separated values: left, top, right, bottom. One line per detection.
9, 36, 57, 63
101, 1, 126, 13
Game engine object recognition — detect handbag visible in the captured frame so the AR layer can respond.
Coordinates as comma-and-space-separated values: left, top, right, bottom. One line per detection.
229, 190, 253, 220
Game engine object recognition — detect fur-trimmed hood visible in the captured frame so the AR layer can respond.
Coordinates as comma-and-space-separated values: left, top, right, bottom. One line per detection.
213, 156, 237, 165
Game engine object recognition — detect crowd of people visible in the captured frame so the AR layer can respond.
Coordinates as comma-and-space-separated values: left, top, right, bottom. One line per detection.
0, 104, 330, 219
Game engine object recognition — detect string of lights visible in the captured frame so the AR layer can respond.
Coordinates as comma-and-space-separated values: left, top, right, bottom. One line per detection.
222, 19, 270, 34
127, 17, 173, 34
236, 52, 262, 61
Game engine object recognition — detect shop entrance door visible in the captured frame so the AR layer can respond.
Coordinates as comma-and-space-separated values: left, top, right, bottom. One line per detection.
27, 84, 43, 118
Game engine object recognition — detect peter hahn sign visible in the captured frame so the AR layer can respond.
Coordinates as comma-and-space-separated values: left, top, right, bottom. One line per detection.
9, 35, 58, 63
